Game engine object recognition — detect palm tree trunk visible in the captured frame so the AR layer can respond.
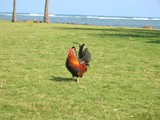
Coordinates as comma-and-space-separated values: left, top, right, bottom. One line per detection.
44, 0, 50, 23
12, 0, 16, 22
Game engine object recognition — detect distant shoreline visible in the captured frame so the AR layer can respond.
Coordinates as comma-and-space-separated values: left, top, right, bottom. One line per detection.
1, 20, 158, 30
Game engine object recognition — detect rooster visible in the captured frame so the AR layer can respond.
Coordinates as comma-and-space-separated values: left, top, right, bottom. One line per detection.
66, 43, 91, 82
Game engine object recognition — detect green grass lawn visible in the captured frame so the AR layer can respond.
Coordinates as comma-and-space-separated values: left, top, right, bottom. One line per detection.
0, 21, 160, 120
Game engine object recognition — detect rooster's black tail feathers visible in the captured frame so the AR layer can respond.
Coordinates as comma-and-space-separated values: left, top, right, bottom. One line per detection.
72, 43, 91, 66
78, 43, 91, 66
78, 43, 85, 60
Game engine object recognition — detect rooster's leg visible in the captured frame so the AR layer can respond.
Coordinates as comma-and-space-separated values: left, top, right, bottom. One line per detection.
77, 78, 80, 83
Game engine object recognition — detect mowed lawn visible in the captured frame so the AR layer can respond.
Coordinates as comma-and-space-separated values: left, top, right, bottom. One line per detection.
0, 21, 160, 120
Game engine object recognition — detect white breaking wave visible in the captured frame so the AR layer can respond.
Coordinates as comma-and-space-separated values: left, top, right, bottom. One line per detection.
87, 16, 129, 20
132, 17, 160, 21
29, 13, 43, 16
0, 13, 55, 17
132, 17, 149, 20
49, 14, 55, 17
1, 13, 12, 16
87, 16, 160, 21
27, 13, 55, 17
150, 18, 160, 20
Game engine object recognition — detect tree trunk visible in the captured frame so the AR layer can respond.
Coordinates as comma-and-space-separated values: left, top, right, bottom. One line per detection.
12, 0, 16, 22
44, 0, 50, 23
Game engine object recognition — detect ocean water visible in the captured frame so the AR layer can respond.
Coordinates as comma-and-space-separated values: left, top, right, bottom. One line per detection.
0, 12, 160, 28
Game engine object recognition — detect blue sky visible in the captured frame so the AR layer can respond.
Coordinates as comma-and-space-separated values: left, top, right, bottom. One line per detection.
1, 0, 160, 17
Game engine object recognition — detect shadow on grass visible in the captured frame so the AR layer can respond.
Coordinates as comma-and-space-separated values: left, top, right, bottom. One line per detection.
146, 40, 160, 44
54, 26, 160, 43
50, 76, 75, 82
